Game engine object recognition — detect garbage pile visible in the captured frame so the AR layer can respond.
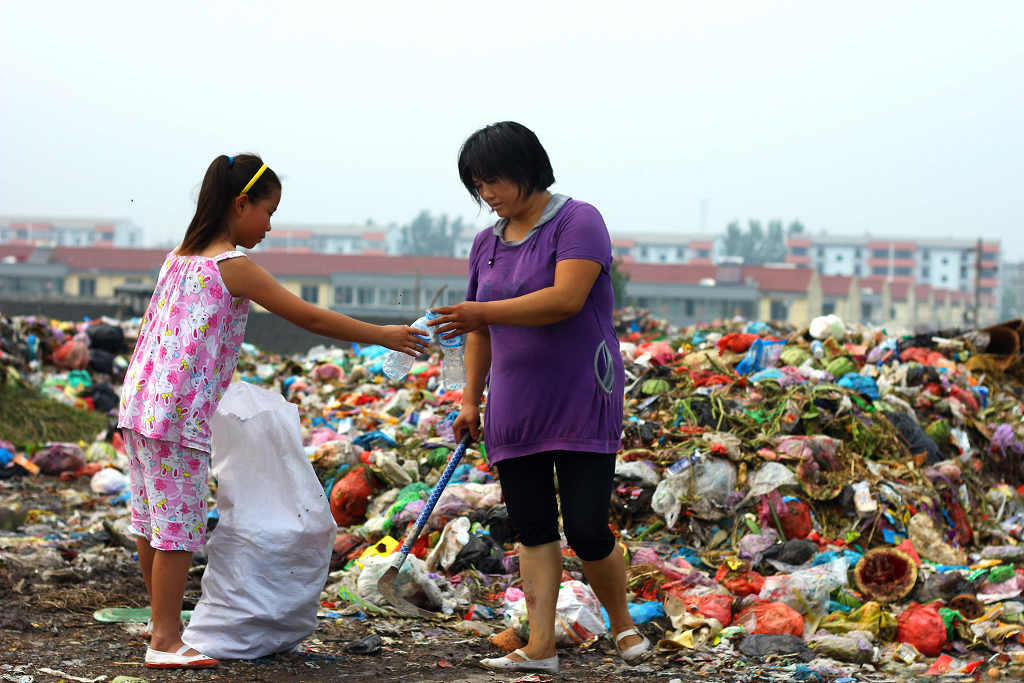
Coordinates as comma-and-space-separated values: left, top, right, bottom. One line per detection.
5, 308, 1024, 679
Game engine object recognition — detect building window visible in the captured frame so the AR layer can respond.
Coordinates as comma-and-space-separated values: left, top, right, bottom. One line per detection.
300, 285, 319, 304
941, 275, 948, 283
685, 299, 695, 316
822, 302, 836, 315
676, 247, 685, 259
872, 249, 888, 259
835, 253, 844, 261
817, 247, 824, 258
400, 288, 417, 307
639, 247, 648, 258
941, 257, 949, 265
923, 267, 930, 278
334, 286, 353, 304
855, 248, 862, 258
770, 300, 788, 320
894, 266, 912, 276
922, 249, 929, 259
659, 254, 667, 262
872, 266, 887, 275
696, 249, 710, 259
78, 278, 96, 297
894, 249, 913, 260
357, 287, 374, 305
446, 289, 461, 305
791, 246, 808, 256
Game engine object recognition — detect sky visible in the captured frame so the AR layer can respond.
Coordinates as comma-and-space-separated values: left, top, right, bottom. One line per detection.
2, 1, 1022, 256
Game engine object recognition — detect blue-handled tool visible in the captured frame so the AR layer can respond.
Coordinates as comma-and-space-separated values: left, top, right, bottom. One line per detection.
377, 433, 473, 617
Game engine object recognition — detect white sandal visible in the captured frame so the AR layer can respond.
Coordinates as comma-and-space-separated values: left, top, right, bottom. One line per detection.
480, 648, 560, 673
613, 627, 652, 662
145, 644, 218, 669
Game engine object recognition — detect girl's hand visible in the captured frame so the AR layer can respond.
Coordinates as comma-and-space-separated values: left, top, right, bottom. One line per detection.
379, 325, 430, 356
427, 302, 487, 339
453, 404, 481, 444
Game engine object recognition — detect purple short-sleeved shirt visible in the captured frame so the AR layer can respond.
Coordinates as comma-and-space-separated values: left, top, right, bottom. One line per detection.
466, 197, 624, 464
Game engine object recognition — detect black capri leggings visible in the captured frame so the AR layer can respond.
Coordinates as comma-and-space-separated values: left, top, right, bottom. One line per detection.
496, 450, 616, 562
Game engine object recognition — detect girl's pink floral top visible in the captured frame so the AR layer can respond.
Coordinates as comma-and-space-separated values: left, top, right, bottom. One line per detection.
118, 251, 250, 452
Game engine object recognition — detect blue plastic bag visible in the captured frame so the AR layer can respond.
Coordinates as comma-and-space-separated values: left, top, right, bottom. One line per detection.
736, 339, 787, 375
837, 373, 879, 400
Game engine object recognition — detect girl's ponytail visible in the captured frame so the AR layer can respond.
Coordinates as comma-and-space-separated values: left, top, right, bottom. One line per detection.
180, 154, 280, 253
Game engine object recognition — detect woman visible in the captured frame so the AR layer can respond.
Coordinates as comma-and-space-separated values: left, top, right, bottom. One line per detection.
428, 122, 651, 674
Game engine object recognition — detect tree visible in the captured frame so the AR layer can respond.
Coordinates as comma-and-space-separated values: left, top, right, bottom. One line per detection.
721, 218, 801, 265
610, 258, 630, 309
398, 211, 460, 256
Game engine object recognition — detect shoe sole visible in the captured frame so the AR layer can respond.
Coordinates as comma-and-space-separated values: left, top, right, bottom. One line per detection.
145, 660, 218, 669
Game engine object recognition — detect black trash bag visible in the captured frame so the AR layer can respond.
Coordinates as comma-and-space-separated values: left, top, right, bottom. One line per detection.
86, 323, 125, 353
484, 505, 513, 547
913, 570, 979, 604
762, 539, 818, 567
450, 533, 506, 574
89, 348, 115, 375
886, 411, 942, 464
738, 634, 814, 661
79, 383, 119, 413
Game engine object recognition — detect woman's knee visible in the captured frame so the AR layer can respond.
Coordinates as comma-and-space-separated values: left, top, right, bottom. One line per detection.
563, 523, 614, 561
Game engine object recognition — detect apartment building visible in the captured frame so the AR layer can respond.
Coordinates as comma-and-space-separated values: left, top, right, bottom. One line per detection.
786, 235, 1000, 297
0, 216, 143, 248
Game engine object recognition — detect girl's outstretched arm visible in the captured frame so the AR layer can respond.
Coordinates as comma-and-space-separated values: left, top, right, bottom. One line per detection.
219, 257, 427, 356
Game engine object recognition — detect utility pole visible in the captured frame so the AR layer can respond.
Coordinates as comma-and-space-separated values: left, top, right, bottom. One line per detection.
974, 238, 982, 326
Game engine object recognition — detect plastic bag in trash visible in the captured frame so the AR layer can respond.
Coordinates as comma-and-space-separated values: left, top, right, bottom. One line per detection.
357, 553, 444, 613
758, 556, 849, 616
736, 338, 787, 375
809, 314, 845, 341
735, 601, 804, 636
738, 634, 813, 661
896, 602, 947, 657
807, 631, 878, 664
425, 516, 471, 572
450, 533, 507, 575
30, 442, 85, 475
504, 580, 607, 645
652, 457, 736, 524
90, 467, 129, 495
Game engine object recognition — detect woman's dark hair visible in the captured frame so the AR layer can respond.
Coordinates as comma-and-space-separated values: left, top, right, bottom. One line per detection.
180, 153, 281, 253
457, 122, 555, 204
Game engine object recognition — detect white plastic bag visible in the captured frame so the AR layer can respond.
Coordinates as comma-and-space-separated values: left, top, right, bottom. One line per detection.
504, 580, 607, 645
182, 383, 337, 660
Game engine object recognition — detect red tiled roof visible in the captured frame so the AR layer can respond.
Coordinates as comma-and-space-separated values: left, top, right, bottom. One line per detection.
889, 281, 911, 300
859, 275, 889, 292
743, 266, 813, 293
821, 275, 853, 296
0, 245, 36, 262
914, 284, 932, 299
621, 263, 717, 285
52, 247, 168, 272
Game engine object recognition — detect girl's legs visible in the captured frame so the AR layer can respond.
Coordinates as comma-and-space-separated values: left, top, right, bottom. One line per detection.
555, 451, 643, 651
149, 549, 195, 654
136, 535, 155, 597
494, 453, 561, 661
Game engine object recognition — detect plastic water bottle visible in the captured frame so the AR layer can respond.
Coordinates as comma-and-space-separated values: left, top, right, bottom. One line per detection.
427, 311, 465, 391
810, 340, 825, 359
382, 316, 432, 381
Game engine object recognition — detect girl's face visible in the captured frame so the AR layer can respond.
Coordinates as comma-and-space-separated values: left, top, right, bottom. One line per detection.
473, 178, 527, 219
231, 188, 280, 249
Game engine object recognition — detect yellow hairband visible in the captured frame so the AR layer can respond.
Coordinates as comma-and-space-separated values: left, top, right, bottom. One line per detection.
238, 163, 267, 196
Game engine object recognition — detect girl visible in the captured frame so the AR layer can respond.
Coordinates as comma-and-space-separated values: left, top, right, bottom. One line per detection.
428, 122, 651, 674
117, 154, 427, 669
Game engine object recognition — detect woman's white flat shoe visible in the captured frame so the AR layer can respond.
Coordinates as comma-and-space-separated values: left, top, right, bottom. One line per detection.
480, 648, 559, 673
613, 627, 652, 662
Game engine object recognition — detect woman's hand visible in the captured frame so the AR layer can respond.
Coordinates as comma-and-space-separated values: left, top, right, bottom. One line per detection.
427, 302, 488, 339
377, 325, 430, 356
453, 404, 481, 444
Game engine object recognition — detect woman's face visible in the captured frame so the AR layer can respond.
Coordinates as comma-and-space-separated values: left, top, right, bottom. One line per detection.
473, 178, 526, 219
